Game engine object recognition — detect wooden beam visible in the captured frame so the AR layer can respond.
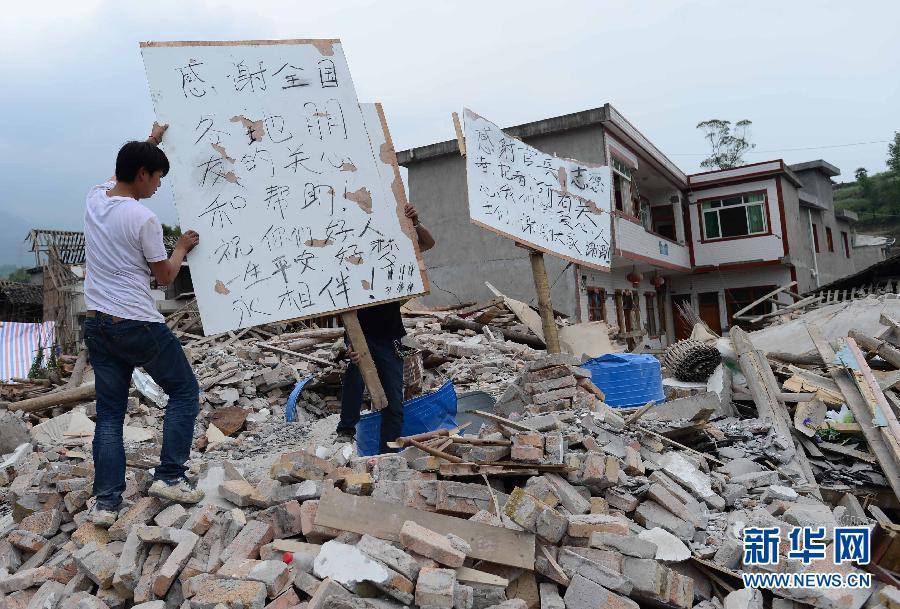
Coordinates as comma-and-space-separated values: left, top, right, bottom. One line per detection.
258, 343, 333, 367
341, 311, 387, 411
806, 324, 900, 501
731, 281, 798, 319
5, 382, 96, 413
315, 487, 535, 569
528, 249, 561, 354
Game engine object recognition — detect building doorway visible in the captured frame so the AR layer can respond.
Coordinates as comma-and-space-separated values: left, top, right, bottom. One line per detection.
698, 292, 722, 335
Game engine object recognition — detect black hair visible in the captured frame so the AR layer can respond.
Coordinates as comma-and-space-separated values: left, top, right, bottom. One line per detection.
115, 141, 170, 182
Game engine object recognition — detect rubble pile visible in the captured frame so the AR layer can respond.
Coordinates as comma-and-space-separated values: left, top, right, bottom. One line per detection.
3, 296, 900, 609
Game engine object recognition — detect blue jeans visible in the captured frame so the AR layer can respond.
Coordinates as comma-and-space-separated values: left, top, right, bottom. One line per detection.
338, 336, 404, 453
84, 314, 199, 510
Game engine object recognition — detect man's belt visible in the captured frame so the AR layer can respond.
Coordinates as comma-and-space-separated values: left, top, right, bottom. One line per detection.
85, 310, 125, 323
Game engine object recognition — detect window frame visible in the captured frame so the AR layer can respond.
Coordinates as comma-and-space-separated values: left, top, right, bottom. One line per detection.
826, 226, 834, 252
697, 190, 771, 243
812, 223, 820, 253
841, 231, 850, 258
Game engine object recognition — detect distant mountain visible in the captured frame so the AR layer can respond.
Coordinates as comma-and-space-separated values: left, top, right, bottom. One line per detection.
0, 209, 36, 268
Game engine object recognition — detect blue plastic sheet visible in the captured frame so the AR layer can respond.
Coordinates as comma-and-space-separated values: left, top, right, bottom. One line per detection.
356, 379, 458, 456
285, 376, 315, 422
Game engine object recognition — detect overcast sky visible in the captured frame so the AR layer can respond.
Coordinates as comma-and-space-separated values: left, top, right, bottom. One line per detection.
1, 0, 898, 266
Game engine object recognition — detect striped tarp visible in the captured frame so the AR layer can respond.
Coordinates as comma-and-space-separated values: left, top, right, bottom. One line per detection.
0, 321, 55, 381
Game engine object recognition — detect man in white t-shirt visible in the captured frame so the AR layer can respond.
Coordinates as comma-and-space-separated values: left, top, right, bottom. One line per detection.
84, 122, 204, 526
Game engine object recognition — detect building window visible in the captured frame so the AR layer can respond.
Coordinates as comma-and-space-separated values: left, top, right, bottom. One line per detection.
701, 192, 767, 240
651, 205, 676, 240
645, 293, 658, 336
842, 231, 850, 258
826, 226, 834, 252
812, 223, 820, 253
612, 157, 634, 215
587, 287, 606, 322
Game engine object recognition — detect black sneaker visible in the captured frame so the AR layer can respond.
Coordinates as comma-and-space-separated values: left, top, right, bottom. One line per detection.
335, 428, 356, 445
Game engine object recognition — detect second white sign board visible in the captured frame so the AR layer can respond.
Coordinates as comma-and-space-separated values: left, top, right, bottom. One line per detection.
463, 108, 612, 271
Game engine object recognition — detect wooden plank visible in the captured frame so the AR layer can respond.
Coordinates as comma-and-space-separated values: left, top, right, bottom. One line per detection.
528, 249, 561, 354
471, 410, 536, 432
455, 567, 508, 587
342, 310, 387, 411
745, 295, 820, 324
451, 112, 467, 157
845, 337, 900, 466
731, 281, 797, 319
817, 441, 877, 464
315, 488, 535, 569
258, 343, 333, 367
806, 324, 900, 500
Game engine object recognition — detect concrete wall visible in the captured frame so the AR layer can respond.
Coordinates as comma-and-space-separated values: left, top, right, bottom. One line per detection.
778, 179, 817, 293
794, 169, 835, 212
614, 216, 692, 272
852, 245, 889, 274
806, 207, 857, 286
405, 124, 608, 316
687, 178, 785, 268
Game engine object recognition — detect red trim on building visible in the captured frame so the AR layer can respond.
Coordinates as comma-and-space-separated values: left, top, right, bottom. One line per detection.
688, 170, 782, 190
775, 176, 790, 256
695, 189, 774, 244
683, 202, 696, 268
615, 248, 692, 273
789, 266, 798, 284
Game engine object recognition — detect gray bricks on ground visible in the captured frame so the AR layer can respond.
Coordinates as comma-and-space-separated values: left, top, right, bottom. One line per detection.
590, 532, 658, 559
218, 557, 293, 598
454, 583, 475, 609
307, 577, 353, 609
503, 488, 567, 543
399, 520, 467, 567
74, 542, 119, 589
220, 519, 274, 566
557, 548, 633, 595
108, 497, 163, 541
416, 567, 457, 608
153, 504, 188, 528
183, 574, 268, 609
563, 574, 639, 609
539, 583, 565, 609
543, 474, 591, 515
135, 525, 200, 597
356, 534, 421, 581
25, 580, 67, 609
524, 375, 576, 395
634, 501, 695, 541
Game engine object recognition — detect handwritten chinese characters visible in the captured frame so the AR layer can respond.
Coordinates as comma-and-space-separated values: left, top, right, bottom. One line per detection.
141, 40, 426, 334
463, 109, 613, 270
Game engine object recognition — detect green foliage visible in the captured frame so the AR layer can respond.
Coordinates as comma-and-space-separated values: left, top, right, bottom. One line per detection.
0, 265, 29, 281
161, 223, 182, 238
28, 340, 46, 380
889, 132, 900, 174
697, 119, 755, 170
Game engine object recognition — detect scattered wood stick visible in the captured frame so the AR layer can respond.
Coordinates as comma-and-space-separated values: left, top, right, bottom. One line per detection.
408, 438, 463, 463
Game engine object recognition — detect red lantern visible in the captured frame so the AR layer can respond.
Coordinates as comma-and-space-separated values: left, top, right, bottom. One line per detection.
627, 270, 641, 287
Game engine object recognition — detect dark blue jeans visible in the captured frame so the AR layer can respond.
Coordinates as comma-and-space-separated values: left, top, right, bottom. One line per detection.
338, 336, 404, 453
84, 314, 199, 510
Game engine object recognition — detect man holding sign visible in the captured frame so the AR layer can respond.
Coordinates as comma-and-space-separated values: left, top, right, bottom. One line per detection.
337, 204, 434, 453
83, 122, 204, 526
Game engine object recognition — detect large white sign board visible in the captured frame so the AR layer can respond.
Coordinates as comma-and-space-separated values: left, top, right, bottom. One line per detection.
463, 109, 612, 271
141, 40, 427, 335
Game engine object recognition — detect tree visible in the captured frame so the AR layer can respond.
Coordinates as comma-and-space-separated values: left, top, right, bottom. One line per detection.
696, 119, 756, 170
856, 167, 874, 200
855, 167, 868, 181
6, 267, 29, 282
161, 223, 182, 238
888, 131, 900, 174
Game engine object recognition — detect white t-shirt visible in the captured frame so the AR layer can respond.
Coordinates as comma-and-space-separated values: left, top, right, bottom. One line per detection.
84, 181, 168, 322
